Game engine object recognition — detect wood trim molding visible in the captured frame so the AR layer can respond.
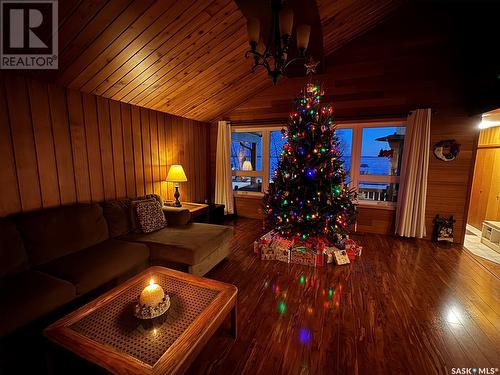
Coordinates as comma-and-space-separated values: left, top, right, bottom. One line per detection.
477, 143, 500, 149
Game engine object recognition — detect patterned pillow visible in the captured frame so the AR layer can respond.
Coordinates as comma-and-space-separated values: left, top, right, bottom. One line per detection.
135, 199, 166, 233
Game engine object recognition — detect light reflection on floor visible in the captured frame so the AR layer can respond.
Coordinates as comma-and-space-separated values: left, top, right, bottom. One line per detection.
263, 269, 348, 347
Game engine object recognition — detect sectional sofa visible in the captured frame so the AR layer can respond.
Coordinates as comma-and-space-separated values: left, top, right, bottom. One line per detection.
0, 197, 232, 338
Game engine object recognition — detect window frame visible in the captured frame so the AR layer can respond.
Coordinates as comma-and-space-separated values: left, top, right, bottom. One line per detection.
231, 125, 282, 196
231, 120, 406, 206
336, 120, 406, 208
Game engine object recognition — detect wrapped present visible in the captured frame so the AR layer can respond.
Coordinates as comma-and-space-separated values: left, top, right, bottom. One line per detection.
273, 236, 292, 263
314, 240, 326, 253
343, 237, 362, 259
343, 238, 356, 249
290, 246, 324, 267
260, 241, 276, 260
323, 246, 339, 264
261, 251, 275, 260
345, 247, 356, 260
275, 248, 290, 263
254, 232, 327, 266
274, 236, 293, 252
315, 252, 325, 266
254, 230, 276, 256
333, 250, 350, 265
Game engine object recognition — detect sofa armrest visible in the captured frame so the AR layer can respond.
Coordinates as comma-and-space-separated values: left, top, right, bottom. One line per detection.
162, 207, 191, 226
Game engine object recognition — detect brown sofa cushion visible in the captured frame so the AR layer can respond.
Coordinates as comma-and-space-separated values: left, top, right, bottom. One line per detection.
0, 218, 29, 278
16, 204, 109, 266
39, 239, 149, 295
102, 198, 133, 237
122, 223, 232, 266
0, 270, 76, 337
137, 193, 163, 206
162, 207, 191, 226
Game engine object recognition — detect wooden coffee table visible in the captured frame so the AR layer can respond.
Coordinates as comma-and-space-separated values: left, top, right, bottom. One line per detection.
44, 266, 237, 375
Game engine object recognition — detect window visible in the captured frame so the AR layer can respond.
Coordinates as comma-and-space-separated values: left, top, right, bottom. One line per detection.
335, 128, 353, 184
231, 127, 278, 194
360, 127, 404, 176
231, 122, 405, 206
269, 130, 287, 181
231, 132, 262, 171
232, 175, 263, 192
347, 123, 405, 205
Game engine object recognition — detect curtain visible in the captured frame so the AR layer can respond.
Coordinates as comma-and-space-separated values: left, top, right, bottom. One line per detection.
215, 121, 234, 214
395, 108, 431, 238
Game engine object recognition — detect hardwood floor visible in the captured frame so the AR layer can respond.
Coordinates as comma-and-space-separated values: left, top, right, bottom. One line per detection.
188, 218, 500, 375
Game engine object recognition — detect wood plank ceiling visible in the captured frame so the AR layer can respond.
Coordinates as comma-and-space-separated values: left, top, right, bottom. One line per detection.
317, 0, 405, 55
43, 0, 403, 122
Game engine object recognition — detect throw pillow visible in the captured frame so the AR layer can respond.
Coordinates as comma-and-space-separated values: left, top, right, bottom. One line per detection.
130, 194, 164, 233
135, 199, 166, 233
130, 198, 155, 233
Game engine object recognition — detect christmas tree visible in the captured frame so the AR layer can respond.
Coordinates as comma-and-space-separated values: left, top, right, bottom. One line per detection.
264, 83, 357, 243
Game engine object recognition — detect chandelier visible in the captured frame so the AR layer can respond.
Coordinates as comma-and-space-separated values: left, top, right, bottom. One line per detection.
245, 0, 311, 85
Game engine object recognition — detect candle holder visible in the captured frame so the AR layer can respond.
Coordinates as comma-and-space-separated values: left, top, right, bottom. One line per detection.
134, 295, 170, 320
134, 278, 171, 320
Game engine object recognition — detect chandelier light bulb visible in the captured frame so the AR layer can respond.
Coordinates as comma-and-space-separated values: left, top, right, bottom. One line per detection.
297, 24, 311, 52
246, 17, 260, 45
279, 7, 294, 37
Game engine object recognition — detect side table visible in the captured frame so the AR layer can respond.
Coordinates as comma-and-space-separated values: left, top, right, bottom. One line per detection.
163, 202, 225, 224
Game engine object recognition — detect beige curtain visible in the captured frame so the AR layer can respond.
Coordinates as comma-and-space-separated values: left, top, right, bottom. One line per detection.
215, 121, 234, 214
395, 108, 431, 238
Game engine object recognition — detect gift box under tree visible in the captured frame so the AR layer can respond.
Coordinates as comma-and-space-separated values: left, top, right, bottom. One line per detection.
290, 245, 324, 266
254, 231, 276, 258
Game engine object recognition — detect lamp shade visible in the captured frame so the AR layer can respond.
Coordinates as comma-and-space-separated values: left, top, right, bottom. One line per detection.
279, 7, 294, 37
166, 165, 187, 182
246, 17, 260, 44
242, 160, 253, 171
296, 24, 311, 50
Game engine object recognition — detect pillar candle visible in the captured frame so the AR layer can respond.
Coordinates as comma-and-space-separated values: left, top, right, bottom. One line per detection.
139, 279, 165, 307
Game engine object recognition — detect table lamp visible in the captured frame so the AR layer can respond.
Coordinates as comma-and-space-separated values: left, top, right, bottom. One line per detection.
166, 165, 187, 207
242, 160, 253, 171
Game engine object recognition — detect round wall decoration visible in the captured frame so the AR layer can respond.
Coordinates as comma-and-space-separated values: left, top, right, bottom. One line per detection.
433, 139, 460, 161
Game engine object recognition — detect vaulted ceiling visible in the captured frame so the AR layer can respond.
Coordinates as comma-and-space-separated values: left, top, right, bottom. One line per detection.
38, 0, 404, 122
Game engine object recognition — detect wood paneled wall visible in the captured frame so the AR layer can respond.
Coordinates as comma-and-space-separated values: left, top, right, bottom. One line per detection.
215, 4, 480, 243
467, 125, 500, 229
0, 74, 210, 217
356, 207, 395, 235
234, 195, 264, 220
